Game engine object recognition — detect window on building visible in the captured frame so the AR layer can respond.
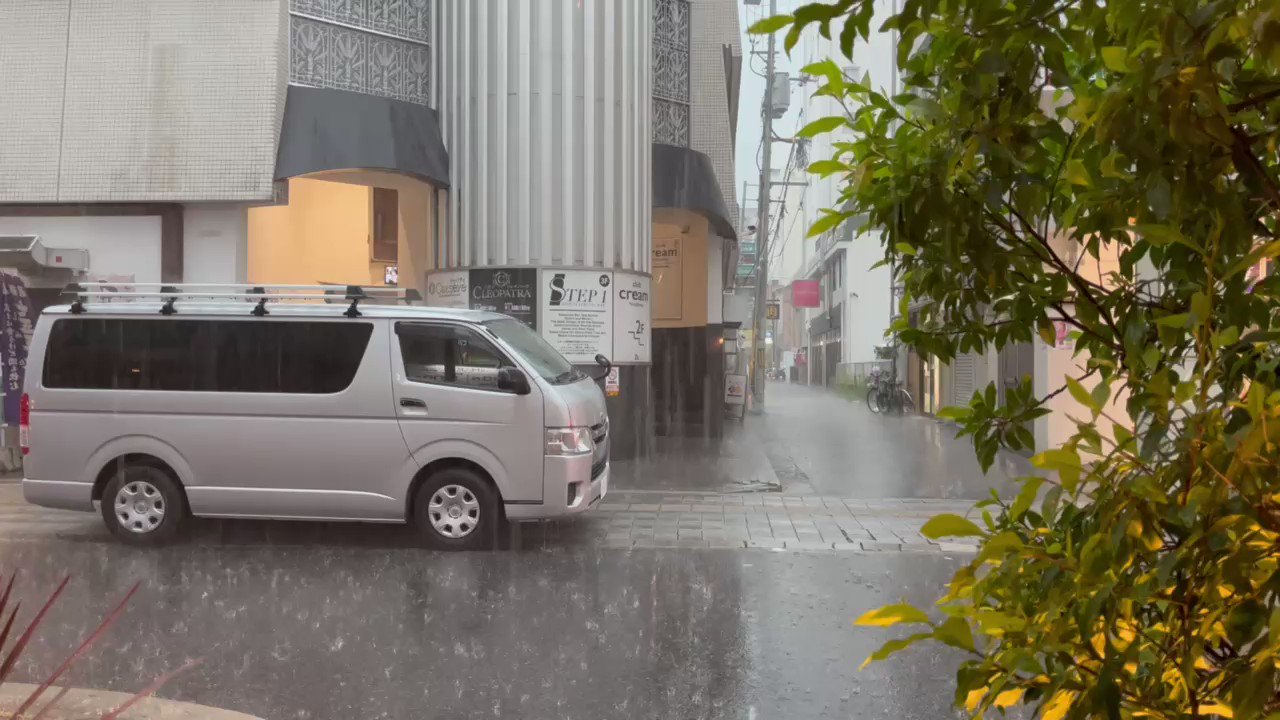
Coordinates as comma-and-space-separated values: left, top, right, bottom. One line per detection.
372, 187, 399, 263
43, 319, 372, 393
397, 323, 511, 391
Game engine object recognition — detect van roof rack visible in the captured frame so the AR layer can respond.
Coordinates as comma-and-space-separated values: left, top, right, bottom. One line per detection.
61, 283, 422, 317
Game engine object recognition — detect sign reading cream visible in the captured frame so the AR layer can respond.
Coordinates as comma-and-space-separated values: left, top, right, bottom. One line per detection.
539, 270, 614, 363
425, 270, 469, 308
652, 235, 682, 321
612, 273, 651, 363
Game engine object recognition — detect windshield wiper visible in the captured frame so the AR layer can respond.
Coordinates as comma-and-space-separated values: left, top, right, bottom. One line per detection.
552, 369, 579, 384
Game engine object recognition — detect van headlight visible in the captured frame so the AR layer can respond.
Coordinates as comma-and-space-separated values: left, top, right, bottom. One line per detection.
546, 427, 593, 456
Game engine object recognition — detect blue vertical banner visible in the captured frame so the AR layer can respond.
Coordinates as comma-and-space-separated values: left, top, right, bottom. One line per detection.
0, 272, 34, 426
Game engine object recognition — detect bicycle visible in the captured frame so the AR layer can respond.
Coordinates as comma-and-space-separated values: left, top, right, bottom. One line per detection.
866, 376, 915, 415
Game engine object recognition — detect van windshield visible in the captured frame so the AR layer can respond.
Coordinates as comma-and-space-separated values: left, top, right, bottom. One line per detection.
482, 318, 583, 385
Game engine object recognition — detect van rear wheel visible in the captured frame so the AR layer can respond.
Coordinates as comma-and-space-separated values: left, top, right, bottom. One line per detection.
101, 464, 187, 546
413, 468, 499, 551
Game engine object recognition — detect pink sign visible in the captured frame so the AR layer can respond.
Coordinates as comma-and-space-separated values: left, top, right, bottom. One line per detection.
792, 280, 820, 308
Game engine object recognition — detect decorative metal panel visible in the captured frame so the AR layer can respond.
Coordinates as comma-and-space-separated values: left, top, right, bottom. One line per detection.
653, 97, 690, 147
291, 0, 429, 43
651, 0, 690, 146
289, 0, 430, 106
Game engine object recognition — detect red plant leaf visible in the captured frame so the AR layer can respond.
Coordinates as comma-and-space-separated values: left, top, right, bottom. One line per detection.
100, 658, 204, 720
11, 580, 140, 719
0, 575, 70, 684
0, 572, 17, 620
0, 602, 23, 671
29, 685, 70, 720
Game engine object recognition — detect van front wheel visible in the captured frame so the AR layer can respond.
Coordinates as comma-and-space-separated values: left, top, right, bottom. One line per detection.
101, 465, 187, 546
413, 468, 499, 551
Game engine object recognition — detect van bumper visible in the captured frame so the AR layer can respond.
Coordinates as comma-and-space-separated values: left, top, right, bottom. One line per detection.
504, 454, 607, 521
22, 479, 94, 512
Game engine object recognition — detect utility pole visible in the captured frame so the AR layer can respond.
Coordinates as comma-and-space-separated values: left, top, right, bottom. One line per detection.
748, 0, 777, 413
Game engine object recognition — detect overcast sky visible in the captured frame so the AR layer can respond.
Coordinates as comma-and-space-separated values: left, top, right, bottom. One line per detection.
735, 0, 815, 225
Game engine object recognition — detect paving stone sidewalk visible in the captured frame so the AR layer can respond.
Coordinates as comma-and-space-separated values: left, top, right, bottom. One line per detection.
585, 489, 981, 553
0, 484, 982, 554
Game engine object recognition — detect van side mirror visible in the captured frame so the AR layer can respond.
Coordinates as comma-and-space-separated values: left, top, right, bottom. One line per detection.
498, 366, 531, 395
591, 354, 612, 381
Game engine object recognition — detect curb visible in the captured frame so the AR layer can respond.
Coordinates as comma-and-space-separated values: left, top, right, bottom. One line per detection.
0, 684, 263, 720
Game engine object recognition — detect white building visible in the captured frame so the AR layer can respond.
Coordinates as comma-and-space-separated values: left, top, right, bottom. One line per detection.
0, 0, 742, 458
758, 0, 899, 387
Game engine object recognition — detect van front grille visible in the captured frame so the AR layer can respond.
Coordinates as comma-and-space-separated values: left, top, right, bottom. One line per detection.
590, 421, 608, 479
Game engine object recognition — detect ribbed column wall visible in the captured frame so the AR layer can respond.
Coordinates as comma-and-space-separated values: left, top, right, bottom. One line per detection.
434, 0, 652, 273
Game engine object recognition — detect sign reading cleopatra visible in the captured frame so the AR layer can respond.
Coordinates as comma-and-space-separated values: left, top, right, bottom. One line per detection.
469, 268, 537, 329
791, 279, 820, 308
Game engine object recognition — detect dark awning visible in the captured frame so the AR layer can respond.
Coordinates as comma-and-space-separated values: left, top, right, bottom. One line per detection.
275, 86, 450, 188
652, 143, 736, 241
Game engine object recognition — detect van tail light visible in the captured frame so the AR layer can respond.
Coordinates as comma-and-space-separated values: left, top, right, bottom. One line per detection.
19, 393, 29, 456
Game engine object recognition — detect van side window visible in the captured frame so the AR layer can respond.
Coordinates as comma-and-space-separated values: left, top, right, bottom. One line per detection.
398, 323, 509, 390
44, 319, 372, 394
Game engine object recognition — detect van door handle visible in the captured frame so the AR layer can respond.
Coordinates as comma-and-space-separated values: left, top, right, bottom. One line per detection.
399, 398, 427, 409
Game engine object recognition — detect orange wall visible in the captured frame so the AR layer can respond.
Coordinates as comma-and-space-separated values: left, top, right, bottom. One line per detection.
247, 173, 435, 295
248, 178, 375, 286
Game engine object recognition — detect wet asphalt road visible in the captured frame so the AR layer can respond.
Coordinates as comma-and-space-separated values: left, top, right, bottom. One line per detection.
0, 540, 969, 719
0, 382, 1011, 719
614, 380, 1028, 499
757, 382, 1028, 498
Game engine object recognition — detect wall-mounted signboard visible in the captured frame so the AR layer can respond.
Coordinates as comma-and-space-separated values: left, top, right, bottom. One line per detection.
469, 268, 537, 329
652, 235, 682, 321
612, 273, 651, 363
425, 270, 469, 308
540, 270, 613, 363
426, 267, 652, 365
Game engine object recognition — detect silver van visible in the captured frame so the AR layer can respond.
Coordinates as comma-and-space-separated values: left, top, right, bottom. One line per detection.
21, 284, 610, 549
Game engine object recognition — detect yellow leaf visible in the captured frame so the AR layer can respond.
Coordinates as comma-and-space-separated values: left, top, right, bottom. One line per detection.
964, 688, 988, 712
993, 688, 1024, 708
1195, 655, 1213, 671
1091, 632, 1107, 656
1199, 704, 1233, 718
854, 603, 931, 627
1041, 691, 1075, 720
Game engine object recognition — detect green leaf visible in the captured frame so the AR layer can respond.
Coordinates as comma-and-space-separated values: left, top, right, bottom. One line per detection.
807, 211, 848, 238
1131, 224, 1194, 250
1090, 380, 1111, 411
1154, 313, 1190, 328
1065, 376, 1099, 413
934, 616, 975, 652
796, 116, 847, 138
1212, 326, 1240, 348
859, 632, 933, 669
1100, 46, 1130, 72
1011, 477, 1044, 520
894, 242, 917, 256
1190, 291, 1210, 326
1064, 159, 1090, 186
800, 59, 843, 88
1226, 600, 1267, 648
807, 159, 848, 176
855, 603, 931, 627
920, 514, 985, 539
748, 15, 794, 34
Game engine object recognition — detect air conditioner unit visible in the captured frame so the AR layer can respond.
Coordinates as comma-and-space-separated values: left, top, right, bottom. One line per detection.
0, 236, 89, 288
